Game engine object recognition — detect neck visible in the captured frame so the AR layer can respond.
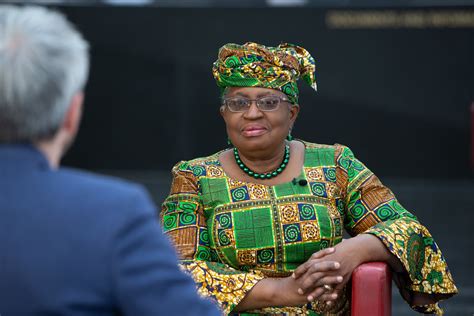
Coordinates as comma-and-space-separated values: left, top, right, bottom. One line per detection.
236, 142, 287, 174
35, 137, 64, 169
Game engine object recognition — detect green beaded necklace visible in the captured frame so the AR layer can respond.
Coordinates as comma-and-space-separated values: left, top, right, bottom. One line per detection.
233, 144, 290, 179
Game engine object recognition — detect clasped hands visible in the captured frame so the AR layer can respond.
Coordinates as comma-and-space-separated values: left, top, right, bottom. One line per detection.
278, 239, 362, 307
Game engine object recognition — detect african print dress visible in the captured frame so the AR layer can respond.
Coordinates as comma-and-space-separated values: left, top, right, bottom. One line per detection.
161, 142, 457, 315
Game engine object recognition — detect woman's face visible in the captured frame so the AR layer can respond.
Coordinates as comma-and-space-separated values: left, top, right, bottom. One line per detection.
220, 87, 299, 153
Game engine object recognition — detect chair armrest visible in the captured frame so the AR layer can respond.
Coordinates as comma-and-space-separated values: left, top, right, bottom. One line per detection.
351, 262, 392, 316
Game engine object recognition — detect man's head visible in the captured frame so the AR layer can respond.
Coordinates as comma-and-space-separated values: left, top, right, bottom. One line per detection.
0, 5, 89, 152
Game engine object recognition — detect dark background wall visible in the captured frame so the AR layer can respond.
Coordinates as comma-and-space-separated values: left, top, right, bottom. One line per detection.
57, 6, 474, 178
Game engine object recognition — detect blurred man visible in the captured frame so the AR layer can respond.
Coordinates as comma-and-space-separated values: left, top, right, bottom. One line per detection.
0, 5, 219, 316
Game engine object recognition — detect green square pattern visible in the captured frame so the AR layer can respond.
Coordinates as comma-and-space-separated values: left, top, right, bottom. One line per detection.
304, 147, 335, 168
221, 247, 239, 268
273, 182, 310, 197
315, 205, 332, 239
200, 178, 230, 207
233, 208, 274, 249
284, 242, 320, 265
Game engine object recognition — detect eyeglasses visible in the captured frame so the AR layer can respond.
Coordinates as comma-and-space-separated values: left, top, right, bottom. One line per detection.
222, 96, 290, 113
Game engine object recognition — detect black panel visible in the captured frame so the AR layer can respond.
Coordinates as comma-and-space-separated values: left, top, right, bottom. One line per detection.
53, 6, 473, 177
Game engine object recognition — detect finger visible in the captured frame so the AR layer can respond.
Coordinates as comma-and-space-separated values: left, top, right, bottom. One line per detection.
295, 259, 339, 281
305, 260, 340, 275
293, 248, 335, 279
299, 274, 343, 293
314, 275, 343, 289
310, 247, 335, 260
293, 261, 311, 279
305, 287, 326, 302
319, 291, 339, 302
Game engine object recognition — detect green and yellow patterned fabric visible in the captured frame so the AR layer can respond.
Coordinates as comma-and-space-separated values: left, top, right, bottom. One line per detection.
161, 142, 457, 315
212, 42, 317, 105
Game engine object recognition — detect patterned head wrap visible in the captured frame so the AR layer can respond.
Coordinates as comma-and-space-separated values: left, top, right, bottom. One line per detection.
212, 42, 317, 105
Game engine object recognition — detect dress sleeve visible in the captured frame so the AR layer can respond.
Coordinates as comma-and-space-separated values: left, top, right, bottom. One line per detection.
161, 161, 265, 315
335, 145, 457, 314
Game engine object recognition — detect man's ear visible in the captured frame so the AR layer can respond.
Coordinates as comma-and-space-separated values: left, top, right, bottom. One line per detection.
62, 92, 84, 137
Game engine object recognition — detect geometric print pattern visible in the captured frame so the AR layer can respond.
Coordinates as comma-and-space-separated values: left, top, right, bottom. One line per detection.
161, 141, 457, 315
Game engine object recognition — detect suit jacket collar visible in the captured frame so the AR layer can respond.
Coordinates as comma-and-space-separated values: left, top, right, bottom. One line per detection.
0, 143, 51, 170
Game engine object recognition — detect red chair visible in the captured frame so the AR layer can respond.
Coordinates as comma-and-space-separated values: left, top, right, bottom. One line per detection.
351, 262, 392, 316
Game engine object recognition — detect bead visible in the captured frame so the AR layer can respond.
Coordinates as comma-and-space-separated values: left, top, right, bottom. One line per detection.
234, 144, 291, 180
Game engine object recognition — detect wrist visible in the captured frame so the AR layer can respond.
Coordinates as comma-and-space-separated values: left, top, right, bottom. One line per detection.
339, 235, 370, 266
351, 233, 393, 264
255, 278, 282, 306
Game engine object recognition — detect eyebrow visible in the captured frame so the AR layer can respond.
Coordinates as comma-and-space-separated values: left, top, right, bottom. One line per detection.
233, 91, 275, 98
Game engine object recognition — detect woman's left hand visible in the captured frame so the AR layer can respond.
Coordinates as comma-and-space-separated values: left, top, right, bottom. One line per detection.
292, 237, 366, 301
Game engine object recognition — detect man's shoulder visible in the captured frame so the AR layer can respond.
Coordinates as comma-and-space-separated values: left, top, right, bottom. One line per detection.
58, 167, 142, 192
55, 167, 153, 211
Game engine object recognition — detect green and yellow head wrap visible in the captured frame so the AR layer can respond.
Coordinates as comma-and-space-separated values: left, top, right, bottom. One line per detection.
212, 42, 317, 105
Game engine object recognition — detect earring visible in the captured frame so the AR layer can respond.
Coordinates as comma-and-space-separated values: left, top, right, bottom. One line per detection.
227, 138, 233, 147
286, 131, 293, 141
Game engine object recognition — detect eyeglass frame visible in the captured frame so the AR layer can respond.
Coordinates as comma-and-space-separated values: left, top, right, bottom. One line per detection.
221, 95, 292, 113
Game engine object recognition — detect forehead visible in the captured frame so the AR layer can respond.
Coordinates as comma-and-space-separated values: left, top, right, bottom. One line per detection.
225, 87, 285, 98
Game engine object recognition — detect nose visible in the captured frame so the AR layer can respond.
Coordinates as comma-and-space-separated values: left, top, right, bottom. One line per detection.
243, 100, 263, 119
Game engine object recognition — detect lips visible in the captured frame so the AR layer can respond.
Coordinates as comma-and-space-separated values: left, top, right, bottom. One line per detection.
241, 125, 267, 137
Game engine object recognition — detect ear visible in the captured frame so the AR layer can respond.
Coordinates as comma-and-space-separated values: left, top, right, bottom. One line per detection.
289, 104, 300, 125
220, 105, 227, 121
62, 92, 84, 137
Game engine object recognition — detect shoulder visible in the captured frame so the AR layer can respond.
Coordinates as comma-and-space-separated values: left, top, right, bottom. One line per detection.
167, 152, 223, 195
56, 168, 154, 214
170, 151, 222, 176
300, 140, 349, 164
59, 167, 145, 194
299, 140, 361, 170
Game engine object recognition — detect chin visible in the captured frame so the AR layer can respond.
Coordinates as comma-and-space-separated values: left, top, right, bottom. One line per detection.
237, 136, 271, 151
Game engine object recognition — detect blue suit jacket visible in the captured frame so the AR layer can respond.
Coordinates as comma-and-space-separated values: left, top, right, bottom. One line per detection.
0, 145, 220, 316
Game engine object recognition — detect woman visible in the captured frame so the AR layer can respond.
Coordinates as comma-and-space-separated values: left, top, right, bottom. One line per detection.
161, 42, 457, 315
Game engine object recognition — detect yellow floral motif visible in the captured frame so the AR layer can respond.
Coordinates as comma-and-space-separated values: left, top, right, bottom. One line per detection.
208, 165, 224, 178
306, 167, 324, 181
301, 221, 320, 241
279, 204, 299, 223
247, 183, 269, 200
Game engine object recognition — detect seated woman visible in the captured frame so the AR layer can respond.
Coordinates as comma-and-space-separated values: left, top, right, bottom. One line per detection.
161, 42, 457, 315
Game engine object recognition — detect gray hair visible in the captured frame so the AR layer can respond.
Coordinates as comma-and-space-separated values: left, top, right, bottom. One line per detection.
0, 5, 89, 142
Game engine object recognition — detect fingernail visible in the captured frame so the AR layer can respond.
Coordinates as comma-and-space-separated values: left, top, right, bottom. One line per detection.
329, 247, 335, 251
298, 288, 303, 295
337, 276, 343, 282
307, 295, 313, 301
326, 301, 333, 306
334, 262, 340, 268
332, 293, 338, 299
291, 273, 295, 279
